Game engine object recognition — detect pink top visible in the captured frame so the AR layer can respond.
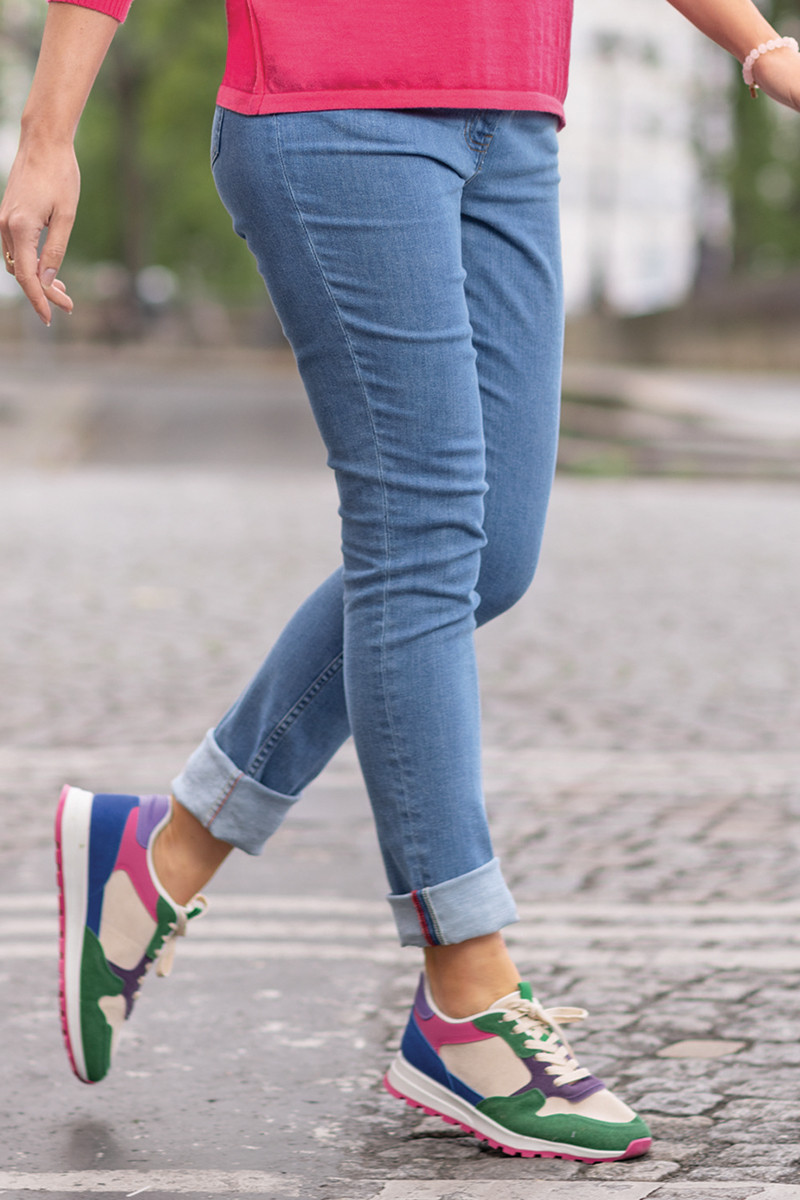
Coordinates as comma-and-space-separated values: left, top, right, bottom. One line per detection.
55, 0, 573, 126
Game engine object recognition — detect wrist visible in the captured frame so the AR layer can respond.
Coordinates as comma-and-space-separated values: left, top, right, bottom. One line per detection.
732, 24, 780, 65
19, 110, 78, 148
742, 36, 800, 95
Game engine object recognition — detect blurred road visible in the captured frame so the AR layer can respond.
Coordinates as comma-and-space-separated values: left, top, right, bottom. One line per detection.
1, 346, 800, 1199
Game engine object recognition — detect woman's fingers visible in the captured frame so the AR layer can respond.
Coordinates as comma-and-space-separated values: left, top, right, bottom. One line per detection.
37, 210, 76, 314
44, 276, 74, 314
5, 231, 54, 324
0, 235, 74, 320
1, 200, 53, 322
37, 206, 75, 294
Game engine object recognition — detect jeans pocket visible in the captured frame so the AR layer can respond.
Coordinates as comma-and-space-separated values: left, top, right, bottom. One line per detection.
210, 106, 226, 169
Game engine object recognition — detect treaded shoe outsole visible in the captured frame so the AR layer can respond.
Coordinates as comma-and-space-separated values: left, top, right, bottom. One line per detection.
384, 1053, 651, 1162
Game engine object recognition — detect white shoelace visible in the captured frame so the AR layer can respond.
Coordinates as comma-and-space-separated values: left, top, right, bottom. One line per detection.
499, 994, 592, 1087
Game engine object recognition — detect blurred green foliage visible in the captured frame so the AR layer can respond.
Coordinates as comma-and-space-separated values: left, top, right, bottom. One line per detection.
72, 0, 262, 300
728, 0, 800, 274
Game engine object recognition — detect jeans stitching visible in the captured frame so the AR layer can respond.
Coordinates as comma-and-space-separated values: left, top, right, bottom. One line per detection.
420, 887, 445, 945
411, 890, 437, 945
463, 112, 493, 153
210, 107, 225, 168
463, 110, 508, 184
272, 115, 422, 883
205, 769, 245, 826
247, 652, 344, 778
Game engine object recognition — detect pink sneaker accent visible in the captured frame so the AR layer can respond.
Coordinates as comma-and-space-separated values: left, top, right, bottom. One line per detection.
413, 1010, 495, 1054
113, 807, 161, 922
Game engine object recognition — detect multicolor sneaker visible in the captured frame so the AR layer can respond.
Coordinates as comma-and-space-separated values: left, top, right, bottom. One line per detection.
385, 976, 651, 1162
55, 785, 207, 1084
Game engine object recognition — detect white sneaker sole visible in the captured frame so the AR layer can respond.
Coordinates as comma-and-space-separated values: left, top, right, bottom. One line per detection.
55, 784, 94, 1084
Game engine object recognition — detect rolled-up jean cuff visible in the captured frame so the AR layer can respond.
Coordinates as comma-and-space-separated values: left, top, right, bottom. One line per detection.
171, 729, 298, 855
388, 857, 518, 947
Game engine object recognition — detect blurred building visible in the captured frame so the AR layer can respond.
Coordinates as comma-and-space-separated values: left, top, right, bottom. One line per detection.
562, 0, 733, 314
1, 0, 733, 316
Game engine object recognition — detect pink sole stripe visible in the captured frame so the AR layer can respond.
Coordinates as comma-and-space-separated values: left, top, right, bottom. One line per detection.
383, 1075, 651, 1163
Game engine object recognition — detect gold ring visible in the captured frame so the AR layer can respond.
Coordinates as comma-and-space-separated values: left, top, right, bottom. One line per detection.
4, 250, 14, 267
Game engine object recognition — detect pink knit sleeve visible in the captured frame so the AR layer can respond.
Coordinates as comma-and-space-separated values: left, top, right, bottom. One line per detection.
48, 0, 133, 20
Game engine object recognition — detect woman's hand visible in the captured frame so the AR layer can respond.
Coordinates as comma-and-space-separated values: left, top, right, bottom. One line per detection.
0, 2, 118, 325
0, 137, 80, 325
751, 45, 800, 113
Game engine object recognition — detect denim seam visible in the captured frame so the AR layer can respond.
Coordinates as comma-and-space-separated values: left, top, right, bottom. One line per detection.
273, 116, 421, 885
246, 652, 344, 778
420, 887, 446, 945
210, 107, 225, 168
205, 768, 245, 828
411, 890, 437, 945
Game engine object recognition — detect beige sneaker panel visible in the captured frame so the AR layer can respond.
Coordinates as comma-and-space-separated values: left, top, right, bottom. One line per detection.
99, 871, 157, 970
539, 1088, 636, 1121
440, 1037, 530, 1096
98, 993, 127, 1049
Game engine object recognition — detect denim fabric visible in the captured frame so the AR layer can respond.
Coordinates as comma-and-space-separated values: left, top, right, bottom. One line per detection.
173, 107, 564, 947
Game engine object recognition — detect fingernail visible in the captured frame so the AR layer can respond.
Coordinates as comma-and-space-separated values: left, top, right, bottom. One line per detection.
41, 267, 57, 288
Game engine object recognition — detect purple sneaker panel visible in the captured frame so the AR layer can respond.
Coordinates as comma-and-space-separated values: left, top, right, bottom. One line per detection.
110, 952, 152, 1018
514, 1056, 606, 1101
135, 795, 171, 849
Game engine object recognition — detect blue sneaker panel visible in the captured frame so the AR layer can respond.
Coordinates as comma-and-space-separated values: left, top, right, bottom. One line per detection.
401, 1013, 484, 1106
86, 794, 139, 935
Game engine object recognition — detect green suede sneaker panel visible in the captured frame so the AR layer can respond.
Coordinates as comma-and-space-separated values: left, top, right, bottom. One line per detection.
145, 894, 178, 961
478, 1092, 651, 1151
79, 926, 124, 1082
473, 1010, 544, 1059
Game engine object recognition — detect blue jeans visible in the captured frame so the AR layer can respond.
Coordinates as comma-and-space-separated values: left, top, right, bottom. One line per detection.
173, 107, 564, 947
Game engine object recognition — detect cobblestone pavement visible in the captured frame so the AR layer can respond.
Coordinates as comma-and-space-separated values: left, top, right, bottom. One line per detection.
1, 352, 799, 1198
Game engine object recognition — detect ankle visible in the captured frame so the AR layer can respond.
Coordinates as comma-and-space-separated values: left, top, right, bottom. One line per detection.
424, 932, 521, 1018
151, 800, 232, 905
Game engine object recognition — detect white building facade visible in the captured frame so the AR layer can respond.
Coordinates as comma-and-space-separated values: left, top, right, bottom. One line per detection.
1, 0, 733, 314
561, 0, 733, 314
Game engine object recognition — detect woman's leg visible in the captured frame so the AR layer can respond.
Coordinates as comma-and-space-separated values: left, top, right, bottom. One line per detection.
175, 107, 540, 939
202, 107, 511, 942
172, 109, 561, 929
462, 112, 564, 624
164, 108, 564, 1000
424, 108, 565, 1012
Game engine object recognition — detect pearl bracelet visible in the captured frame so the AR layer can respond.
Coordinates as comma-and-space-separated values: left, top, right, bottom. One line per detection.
743, 36, 800, 97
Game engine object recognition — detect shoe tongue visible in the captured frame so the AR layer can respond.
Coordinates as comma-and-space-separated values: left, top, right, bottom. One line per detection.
517, 981, 533, 1002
